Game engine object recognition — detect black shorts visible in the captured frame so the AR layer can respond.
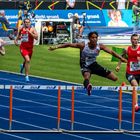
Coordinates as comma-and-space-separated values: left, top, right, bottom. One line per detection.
81, 62, 111, 77
126, 73, 140, 84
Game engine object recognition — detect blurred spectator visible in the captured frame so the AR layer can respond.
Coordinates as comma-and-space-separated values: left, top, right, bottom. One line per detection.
72, 13, 84, 37
0, 10, 10, 29
0, 10, 16, 40
66, 0, 76, 9
132, 0, 140, 33
0, 38, 6, 56
108, 10, 128, 27
116, 0, 126, 9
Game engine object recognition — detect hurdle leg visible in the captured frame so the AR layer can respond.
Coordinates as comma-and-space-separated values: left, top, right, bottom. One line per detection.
132, 87, 136, 131
9, 85, 13, 130
57, 86, 61, 131
118, 87, 122, 130
71, 86, 74, 131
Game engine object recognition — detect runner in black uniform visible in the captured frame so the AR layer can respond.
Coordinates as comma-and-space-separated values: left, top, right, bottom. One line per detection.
49, 31, 127, 95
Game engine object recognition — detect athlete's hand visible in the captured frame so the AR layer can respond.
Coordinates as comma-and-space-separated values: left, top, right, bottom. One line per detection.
14, 40, 19, 46
25, 28, 32, 35
48, 46, 57, 51
115, 66, 120, 72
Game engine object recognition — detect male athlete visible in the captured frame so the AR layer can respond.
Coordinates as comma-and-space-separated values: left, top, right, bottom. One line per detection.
14, 18, 38, 82
49, 31, 127, 95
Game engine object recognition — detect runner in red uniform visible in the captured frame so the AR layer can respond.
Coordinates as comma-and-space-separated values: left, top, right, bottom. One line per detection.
14, 18, 38, 82
116, 34, 140, 112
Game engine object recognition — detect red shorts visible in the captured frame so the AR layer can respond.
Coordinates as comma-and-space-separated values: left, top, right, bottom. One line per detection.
20, 48, 33, 58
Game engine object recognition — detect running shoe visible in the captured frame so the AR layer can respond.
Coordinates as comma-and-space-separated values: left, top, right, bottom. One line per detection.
135, 105, 140, 112
121, 82, 126, 86
25, 76, 30, 82
87, 83, 92, 96
0, 47, 5, 56
20, 64, 24, 74
8, 33, 15, 40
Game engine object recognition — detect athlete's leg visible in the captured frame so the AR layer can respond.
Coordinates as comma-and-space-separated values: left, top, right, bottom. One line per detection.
83, 71, 92, 95
24, 55, 30, 76
83, 71, 91, 87
131, 79, 140, 112
23, 54, 31, 82
20, 61, 25, 74
106, 72, 118, 81
126, 73, 140, 112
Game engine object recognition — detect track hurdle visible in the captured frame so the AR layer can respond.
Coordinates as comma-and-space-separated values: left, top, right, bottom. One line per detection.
118, 87, 122, 130
0, 85, 140, 133
57, 86, 61, 131
132, 87, 136, 131
9, 85, 13, 130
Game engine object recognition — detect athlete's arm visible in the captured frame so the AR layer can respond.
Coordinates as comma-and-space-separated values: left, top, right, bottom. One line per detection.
14, 27, 22, 46
100, 44, 127, 63
48, 42, 84, 51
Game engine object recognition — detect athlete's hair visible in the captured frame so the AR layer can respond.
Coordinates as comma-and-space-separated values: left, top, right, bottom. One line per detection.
131, 33, 139, 40
88, 31, 98, 39
23, 18, 30, 23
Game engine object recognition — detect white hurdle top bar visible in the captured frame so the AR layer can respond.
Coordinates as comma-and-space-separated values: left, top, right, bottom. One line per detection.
0, 85, 139, 91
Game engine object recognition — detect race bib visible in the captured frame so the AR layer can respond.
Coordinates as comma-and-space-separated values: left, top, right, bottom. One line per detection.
21, 33, 28, 42
130, 61, 140, 71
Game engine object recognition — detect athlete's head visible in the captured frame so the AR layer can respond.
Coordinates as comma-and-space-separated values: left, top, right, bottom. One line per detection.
23, 18, 31, 28
0, 10, 5, 16
131, 34, 139, 46
23, 10, 28, 15
88, 31, 99, 46
88, 31, 98, 39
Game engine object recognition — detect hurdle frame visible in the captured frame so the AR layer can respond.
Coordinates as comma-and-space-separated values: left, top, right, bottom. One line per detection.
0, 85, 140, 134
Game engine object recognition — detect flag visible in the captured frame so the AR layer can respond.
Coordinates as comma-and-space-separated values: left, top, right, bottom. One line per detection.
111, 47, 124, 62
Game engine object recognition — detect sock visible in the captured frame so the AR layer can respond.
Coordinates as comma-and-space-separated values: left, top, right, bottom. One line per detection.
83, 79, 89, 89
135, 103, 138, 107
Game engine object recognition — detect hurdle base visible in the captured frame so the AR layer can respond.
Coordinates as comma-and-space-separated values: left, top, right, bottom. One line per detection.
2, 129, 140, 134
0, 129, 63, 133
62, 129, 124, 134
124, 130, 140, 134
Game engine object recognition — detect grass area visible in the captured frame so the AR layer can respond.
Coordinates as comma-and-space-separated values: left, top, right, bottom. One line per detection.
0, 44, 128, 86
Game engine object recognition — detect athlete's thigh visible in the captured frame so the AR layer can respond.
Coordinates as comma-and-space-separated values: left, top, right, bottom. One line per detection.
90, 62, 111, 77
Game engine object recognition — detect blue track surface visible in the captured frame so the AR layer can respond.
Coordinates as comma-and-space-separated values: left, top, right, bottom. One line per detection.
0, 71, 140, 140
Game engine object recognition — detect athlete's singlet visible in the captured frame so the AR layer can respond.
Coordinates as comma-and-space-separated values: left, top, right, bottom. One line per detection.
81, 42, 100, 67
20, 27, 34, 50
126, 46, 140, 75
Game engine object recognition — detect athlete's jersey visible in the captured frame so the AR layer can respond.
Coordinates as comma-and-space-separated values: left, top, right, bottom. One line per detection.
81, 42, 100, 67
20, 27, 34, 50
126, 46, 140, 75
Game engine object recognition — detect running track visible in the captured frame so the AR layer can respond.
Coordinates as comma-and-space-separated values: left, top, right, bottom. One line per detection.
0, 71, 140, 140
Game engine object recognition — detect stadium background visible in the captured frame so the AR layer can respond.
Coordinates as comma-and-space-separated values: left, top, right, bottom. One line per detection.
0, 0, 137, 39
0, 0, 139, 85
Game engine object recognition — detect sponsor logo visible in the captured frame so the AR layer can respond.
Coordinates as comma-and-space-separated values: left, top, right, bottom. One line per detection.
108, 87, 118, 90
30, 85, 40, 89
75, 86, 84, 90
45, 85, 57, 89
14, 85, 25, 89
92, 87, 102, 90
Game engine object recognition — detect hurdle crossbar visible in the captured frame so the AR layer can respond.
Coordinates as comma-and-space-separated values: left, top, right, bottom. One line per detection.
1, 85, 140, 91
